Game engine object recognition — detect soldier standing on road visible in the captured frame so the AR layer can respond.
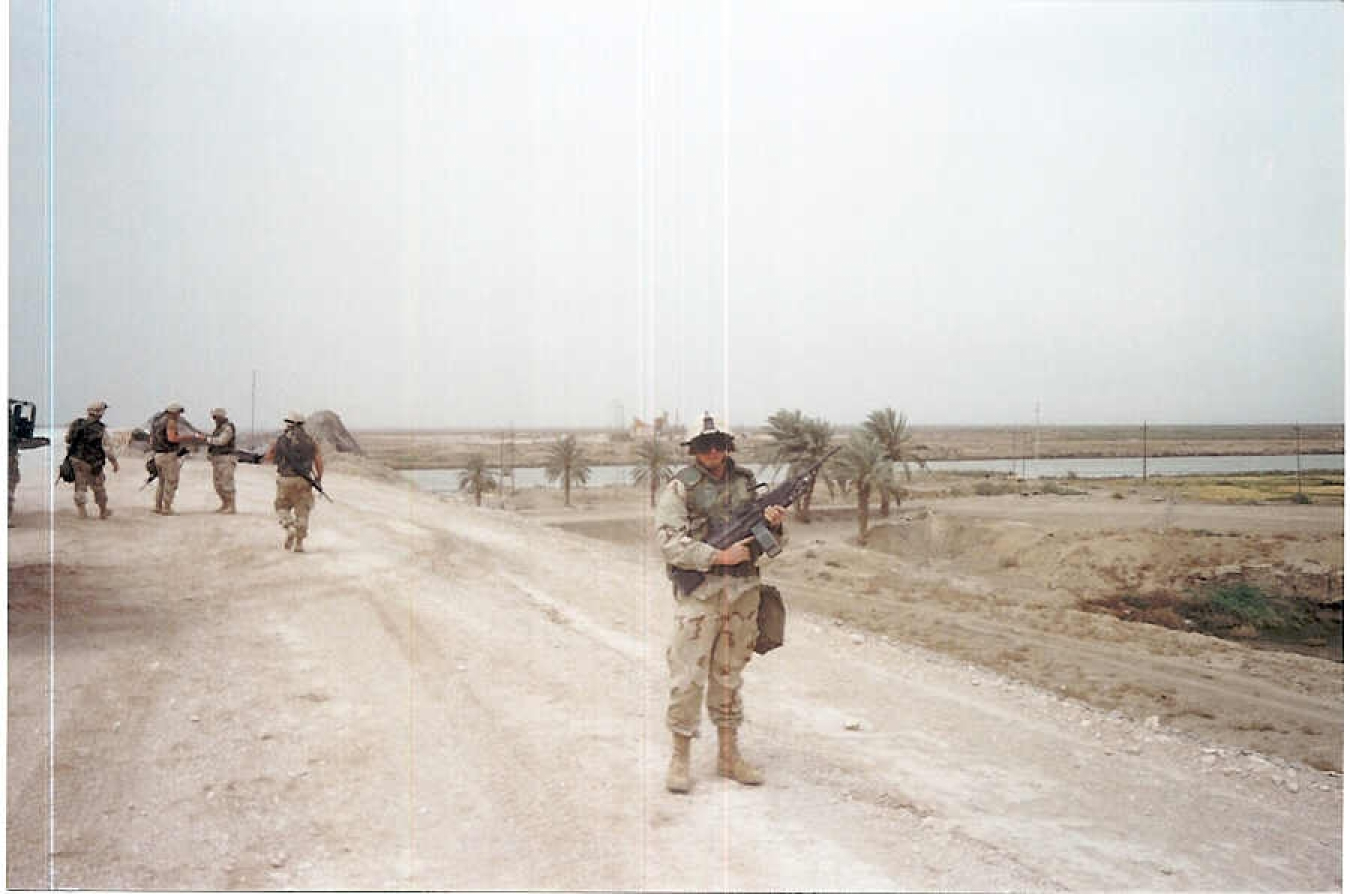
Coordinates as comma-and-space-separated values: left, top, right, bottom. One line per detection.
263, 411, 323, 553
8, 428, 19, 526
150, 401, 204, 516
65, 401, 120, 519
203, 408, 238, 514
655, 412, 788, 794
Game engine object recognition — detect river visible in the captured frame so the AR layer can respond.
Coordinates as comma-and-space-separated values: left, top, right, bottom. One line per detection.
400, 453, 1344, 494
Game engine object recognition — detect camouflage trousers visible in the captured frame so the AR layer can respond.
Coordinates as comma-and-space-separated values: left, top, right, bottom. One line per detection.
71, 457, 108, 509
274, 475, 314, 538
153, 452, 182, 511
209, 454, 237, 499
665, 578, 761, 737
8, 449, 19, 516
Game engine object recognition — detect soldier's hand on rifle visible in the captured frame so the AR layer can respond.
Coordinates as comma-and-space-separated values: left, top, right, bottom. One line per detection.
714, 538, 754, 566
763, 505, 787, 526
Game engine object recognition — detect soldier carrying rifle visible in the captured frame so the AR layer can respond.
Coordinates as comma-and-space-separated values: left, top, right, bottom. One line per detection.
263, 411, 324, 553
654, 412, 789, 794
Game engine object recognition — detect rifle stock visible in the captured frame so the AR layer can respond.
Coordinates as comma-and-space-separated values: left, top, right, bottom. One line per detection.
669, 446, 840, 596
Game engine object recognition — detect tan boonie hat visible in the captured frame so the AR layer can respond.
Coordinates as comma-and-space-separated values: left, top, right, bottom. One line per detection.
680, 411, 735, 447
210, 407, 227, 418
86, 400, 108, 413
283, 410, 305, 424
165, 401, 185, 413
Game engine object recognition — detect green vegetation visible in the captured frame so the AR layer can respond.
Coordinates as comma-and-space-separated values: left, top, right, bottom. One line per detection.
457, 454, 497, 507
862, 407, 927, 517
544, 434, 591, 507
765, 409, 835, 522
1084, 583, 1342, 660
631, 436, 678, 508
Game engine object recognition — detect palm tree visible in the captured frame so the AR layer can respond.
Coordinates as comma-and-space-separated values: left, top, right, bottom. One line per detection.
632, 435, 678, 507
458, 453, 497, 507
544, 434, 591, 507
862, 407, 925, 517
765, 409, 835, 522
832, 431, 897, 544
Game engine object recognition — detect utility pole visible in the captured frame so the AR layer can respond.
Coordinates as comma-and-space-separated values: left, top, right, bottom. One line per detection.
1295, 423, 1303, 497
1034, 401, 1040, 468
1142, 421, 1148, 482
251, 370, 258, 442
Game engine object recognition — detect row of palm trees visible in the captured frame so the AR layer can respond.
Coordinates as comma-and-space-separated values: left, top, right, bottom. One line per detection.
457, 407, 925, 542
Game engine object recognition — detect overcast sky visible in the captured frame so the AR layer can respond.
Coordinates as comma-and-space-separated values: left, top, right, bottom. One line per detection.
9, 1, 1344, 432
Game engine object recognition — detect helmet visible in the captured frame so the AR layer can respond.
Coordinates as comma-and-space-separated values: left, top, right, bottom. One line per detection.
86, 400, 108, 413
283, 410, 306, 424
210, 407, 227, 418
680, 411, 735, 452
165, 401, 184, 413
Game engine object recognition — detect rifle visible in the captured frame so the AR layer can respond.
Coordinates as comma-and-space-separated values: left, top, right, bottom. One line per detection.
295, 469, 333, 502
234, 450, 264, 464
669, 446, 841, 596
140, 447, 191, 490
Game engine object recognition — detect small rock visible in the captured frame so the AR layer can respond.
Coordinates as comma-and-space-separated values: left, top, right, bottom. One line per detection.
844, 719, 863, 731
850, 634, 865, 646
189, 715, 201, 723
1286, 780, 1300, 794
1143, 715, 1161, 731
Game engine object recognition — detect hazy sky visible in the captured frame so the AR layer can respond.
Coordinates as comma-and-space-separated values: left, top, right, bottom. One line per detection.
9, 1, 1344, 432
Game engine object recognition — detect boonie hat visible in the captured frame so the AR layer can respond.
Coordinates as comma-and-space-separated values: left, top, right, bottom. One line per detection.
87, 400, 108, 413
680, 411, 735, 449
165, 401, 185, 413
210, 407, 227, 417
283, 410, 306, 424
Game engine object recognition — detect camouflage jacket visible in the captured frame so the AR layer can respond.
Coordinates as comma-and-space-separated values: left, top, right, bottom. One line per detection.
655, 458, 784, 573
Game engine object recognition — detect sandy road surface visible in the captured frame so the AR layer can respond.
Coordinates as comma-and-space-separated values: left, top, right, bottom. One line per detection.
7, 459, 1343, 890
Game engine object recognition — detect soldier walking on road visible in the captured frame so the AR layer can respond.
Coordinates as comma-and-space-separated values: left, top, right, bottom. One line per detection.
264, 411, 324, 553
655, 413, 788, 794
150, 401, 204, 515
203, 408, 238, 513
65, 401, 120, 519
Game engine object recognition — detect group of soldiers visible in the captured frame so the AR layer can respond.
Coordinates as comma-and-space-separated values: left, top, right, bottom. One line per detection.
53, 400, 325, 553
17, 400, 789, 792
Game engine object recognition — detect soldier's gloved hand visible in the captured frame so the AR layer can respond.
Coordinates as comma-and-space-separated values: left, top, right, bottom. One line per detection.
763, 505, 787, 526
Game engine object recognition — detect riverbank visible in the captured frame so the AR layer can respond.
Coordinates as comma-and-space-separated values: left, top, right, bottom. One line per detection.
356, 422, 1344, 470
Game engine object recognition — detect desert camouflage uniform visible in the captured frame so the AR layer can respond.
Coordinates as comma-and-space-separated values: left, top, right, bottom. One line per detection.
149, 413, 184, 513
655, 458, 783, 737
205, 418, 238, 506
66, 417, 115, 515
8, 437, 19, 521
272, 426, 318, 547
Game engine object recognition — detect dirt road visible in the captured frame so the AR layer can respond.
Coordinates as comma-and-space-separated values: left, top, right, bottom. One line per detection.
7, 458, 1342, 890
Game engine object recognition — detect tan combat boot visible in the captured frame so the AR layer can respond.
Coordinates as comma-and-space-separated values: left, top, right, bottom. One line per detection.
223, 495, 236, 515
98, 505, 112, 520
283, 525, 296, 550
76, 504, 88, 519
292, 534, 305, 554
666, 734, 693, 794
717, 727, 764, 786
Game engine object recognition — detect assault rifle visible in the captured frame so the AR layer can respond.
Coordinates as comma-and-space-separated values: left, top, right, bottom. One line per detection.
669, 446, 841, 596
140, 447, 191, 489
295, 469, 333, 503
